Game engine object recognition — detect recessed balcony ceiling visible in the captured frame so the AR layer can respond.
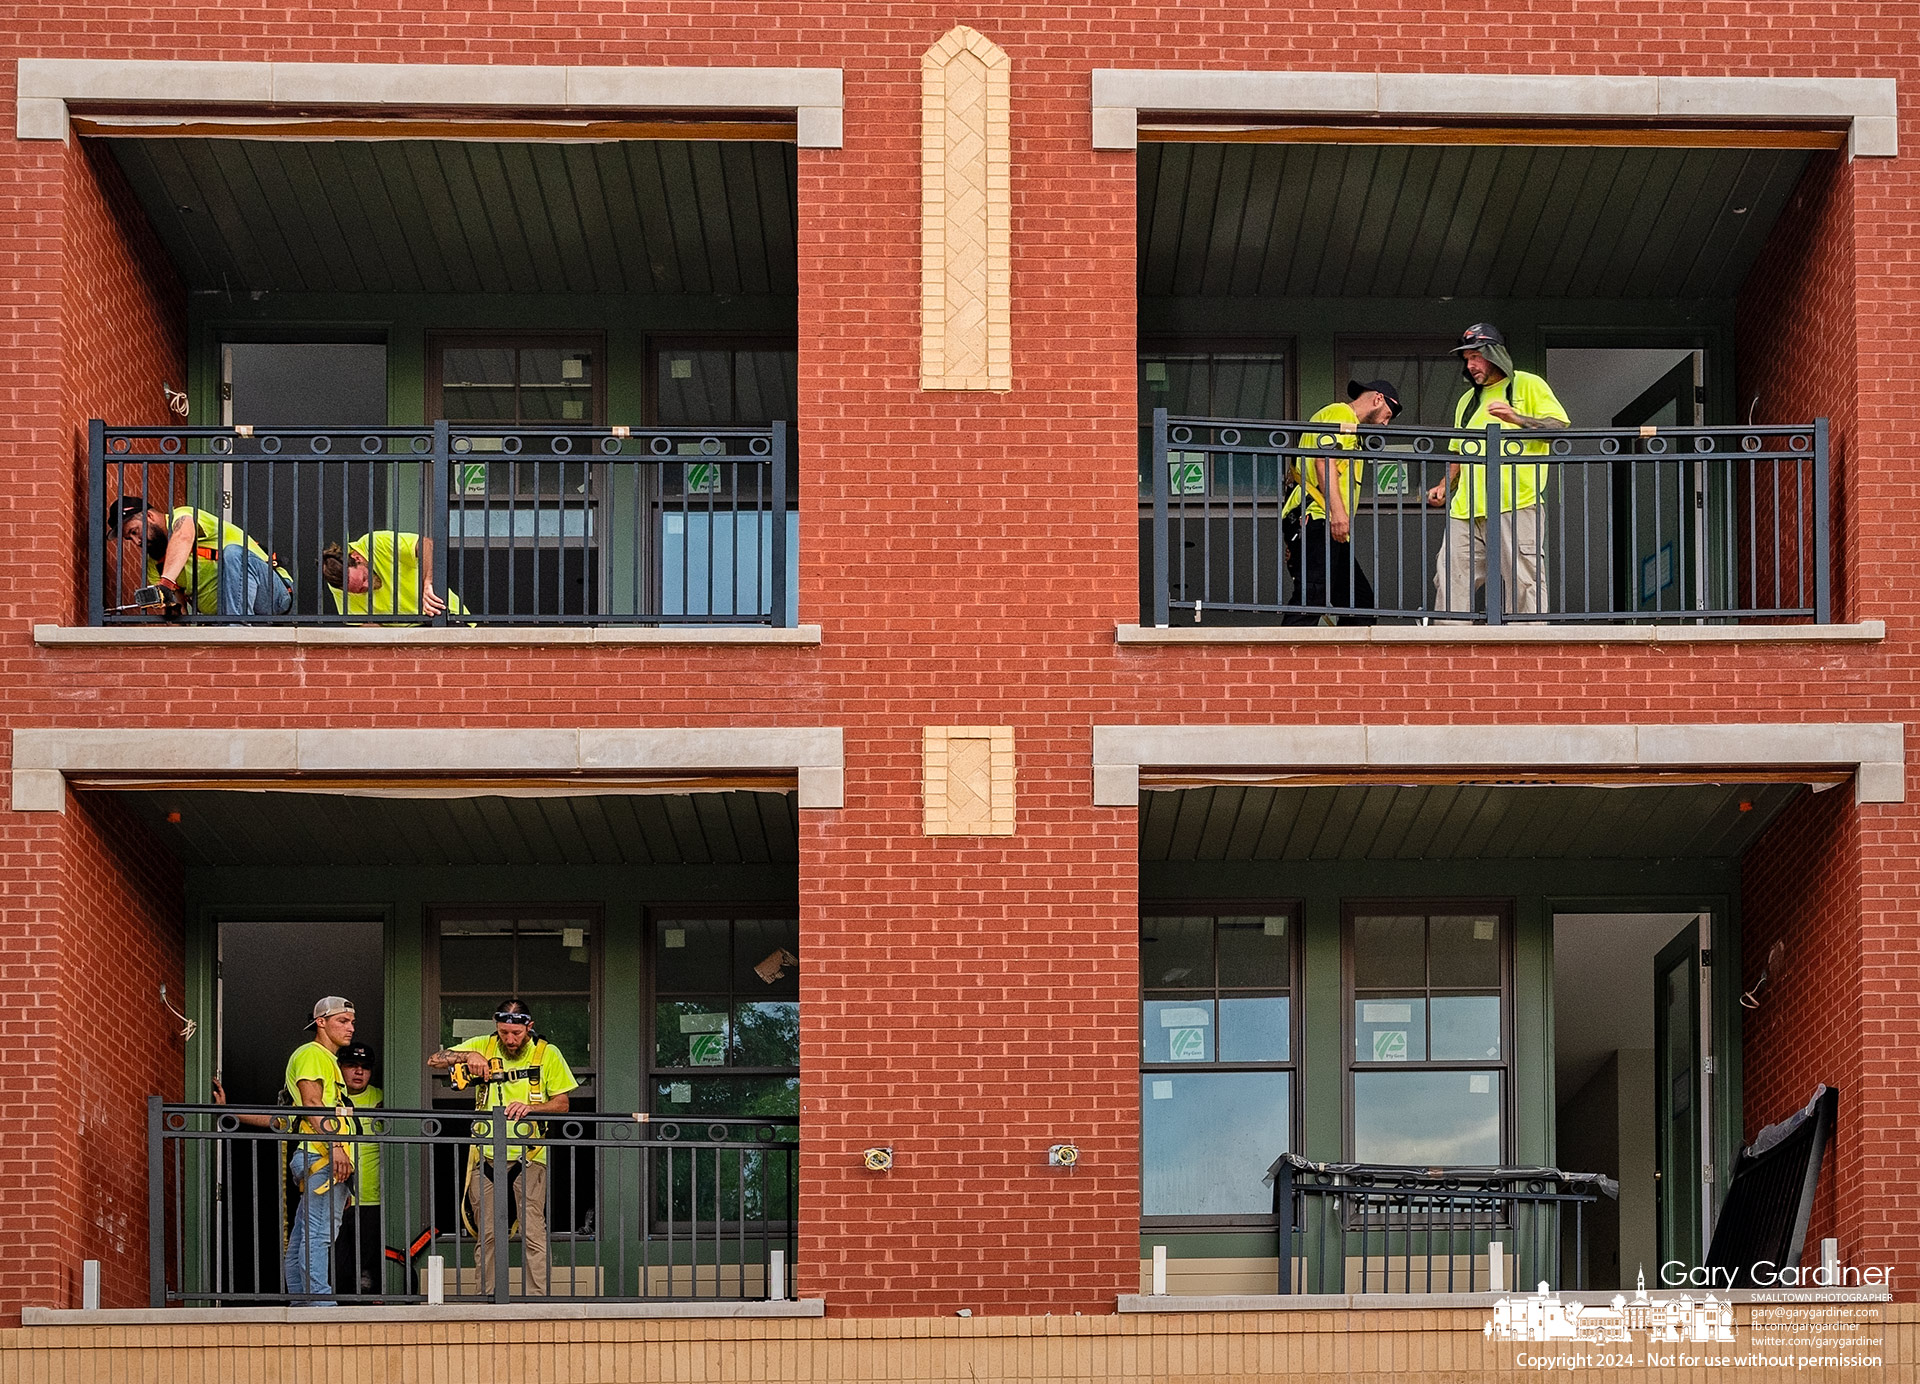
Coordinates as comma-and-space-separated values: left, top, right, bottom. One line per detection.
112, 788, 798, 868
1139, 141, 1812, 300
104, 136, 798, 297
1141, 781, 1802, 862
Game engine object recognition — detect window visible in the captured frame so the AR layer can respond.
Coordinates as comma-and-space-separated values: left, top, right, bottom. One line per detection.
431, 910, 598, 1237
1141, 909, 1297, 1221
434, 911, 597, 1084
1346, 907, 1509, 1167
651, 914, 799, 1119
1333, 336, 1462, 430
650, 340, 797, 427
646, 338, 800, 626
430, 333, 604, 426
1137, 344, 1294, 500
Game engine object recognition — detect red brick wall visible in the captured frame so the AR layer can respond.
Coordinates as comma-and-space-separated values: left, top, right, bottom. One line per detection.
3, 2, 1916, 1318
56, 792, 184, 1311
61, 139, 187, 623
1738, 787, 1861, 1269
1734, 150, 1856, 622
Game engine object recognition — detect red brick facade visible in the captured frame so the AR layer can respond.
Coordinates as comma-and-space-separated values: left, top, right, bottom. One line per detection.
2, 2, 1914, 1323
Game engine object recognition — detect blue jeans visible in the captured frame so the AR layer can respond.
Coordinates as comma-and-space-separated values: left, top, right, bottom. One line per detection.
284, 1149, 350, 1303
217, 545, 292, 617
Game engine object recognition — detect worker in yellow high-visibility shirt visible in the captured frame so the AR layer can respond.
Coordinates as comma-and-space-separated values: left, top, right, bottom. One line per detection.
1282, 378, 1400, 626
1425, 323, 1569, 617
320, 531, 466, 623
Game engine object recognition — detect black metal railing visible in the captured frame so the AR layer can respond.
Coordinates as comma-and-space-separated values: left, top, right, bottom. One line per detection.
1147, 409, 1830, 626
150, 1098, 798, 1306
1269, 1154, 1616, 1295
92, 420, 792, 626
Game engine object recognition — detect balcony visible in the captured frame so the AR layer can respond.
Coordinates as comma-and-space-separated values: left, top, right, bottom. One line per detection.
1145, 411, 1830, 628
1268, 1154, 1614, 1297
151, 1098, 798, 1306
91, 420, 794, 628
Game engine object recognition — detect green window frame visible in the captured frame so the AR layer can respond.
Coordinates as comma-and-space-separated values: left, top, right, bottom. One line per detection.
649, 910, 799, 1120
1141, 906, 1299, 1226
1344, 903, 1512, 1168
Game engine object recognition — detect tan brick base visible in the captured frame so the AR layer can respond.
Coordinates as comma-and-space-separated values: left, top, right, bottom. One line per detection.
2, 1304, 1910, 1382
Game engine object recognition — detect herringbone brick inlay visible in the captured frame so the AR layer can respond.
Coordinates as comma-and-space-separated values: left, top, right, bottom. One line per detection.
921, 26, 1010, 390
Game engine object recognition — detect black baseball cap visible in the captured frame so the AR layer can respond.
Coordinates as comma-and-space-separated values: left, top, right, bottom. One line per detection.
338, 1044, 376, 1068
1347, 379, 1403, 419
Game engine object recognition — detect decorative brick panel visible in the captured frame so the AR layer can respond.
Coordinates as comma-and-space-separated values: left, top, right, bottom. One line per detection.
922, 726, 1015, 835
920, 26, 1010, 391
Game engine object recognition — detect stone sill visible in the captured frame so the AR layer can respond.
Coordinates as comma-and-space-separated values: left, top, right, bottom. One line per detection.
34, 624, 823, 647
1118, 621, 1886, 646
22, 1300, 825, 1326
1119, 1288, 1892, 1312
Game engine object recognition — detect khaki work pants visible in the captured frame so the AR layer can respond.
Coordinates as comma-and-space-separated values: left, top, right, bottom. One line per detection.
467, 1160, 549, 1295
1433, 505, 1544, 616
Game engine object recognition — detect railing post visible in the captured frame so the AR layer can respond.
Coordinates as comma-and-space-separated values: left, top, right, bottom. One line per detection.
769, 420, 790, 628
1483, 423, 1504, 625
492, 1113, 511, 1303
1276, 1159, 1295, 1294
88, 420, 107, 626
431, 419, 451, 628
148, 1095, 166, 1308
1152, 408, 1170, 628
1813, 417, 1831, 624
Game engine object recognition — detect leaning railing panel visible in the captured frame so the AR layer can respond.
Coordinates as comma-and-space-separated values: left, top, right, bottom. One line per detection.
150, 1098, 798, 1306
1147, 410, 1829, 626
1268, 1154, 1616, 1296
92, 421, 792, 627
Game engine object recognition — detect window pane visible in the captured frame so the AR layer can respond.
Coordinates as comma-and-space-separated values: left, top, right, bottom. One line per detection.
656, 998, 731, 1068
516, 920, 592, 991
1208, 354, 1288, 419
1216, 916, 1288, 987
440, 995, 499, 1050
442, 347, 517, 422
1430, 915, 1501, 987
1352, 915, 1425, 989
733, 350, 798, 425
518, 348, 593, 422
1155, 356, 1210, 416
656, 918, 731, 991
731, 917, 800, 999
1219, 995, 1289, 1061
1142, 998, 1214, 1063
654, 1075, 799, 1119
531, 997, 592, 1069
1353, 1071, 1501, 1165
1142, 1071, 1290, 1216
1354, 998, 1426, 1063
439, 918, 513, 993
1141, 916, 1211, 987
734, 1000, 800, 1068
1430, 994, 1502, 1060
657, 350, 733, 425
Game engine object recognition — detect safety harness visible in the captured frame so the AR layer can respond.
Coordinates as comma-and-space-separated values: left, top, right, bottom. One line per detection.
457, 1037, 549, 1237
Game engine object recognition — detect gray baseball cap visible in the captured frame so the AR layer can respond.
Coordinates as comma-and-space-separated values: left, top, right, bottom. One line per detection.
309, 995, 355, 1027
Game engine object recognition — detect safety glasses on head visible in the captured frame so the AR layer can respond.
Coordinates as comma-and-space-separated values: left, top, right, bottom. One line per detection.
495, 1008, 533, 1025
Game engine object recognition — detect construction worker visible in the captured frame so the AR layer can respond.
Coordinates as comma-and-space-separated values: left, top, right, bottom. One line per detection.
334, 1044, 385, 1297
1282, 379, 1399, 625
319, 531, 465, 622
283, 997, 358, 1304
107, 497, 293, 618
429, 1000, 579, 1296
1425, 324, 1569, 616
